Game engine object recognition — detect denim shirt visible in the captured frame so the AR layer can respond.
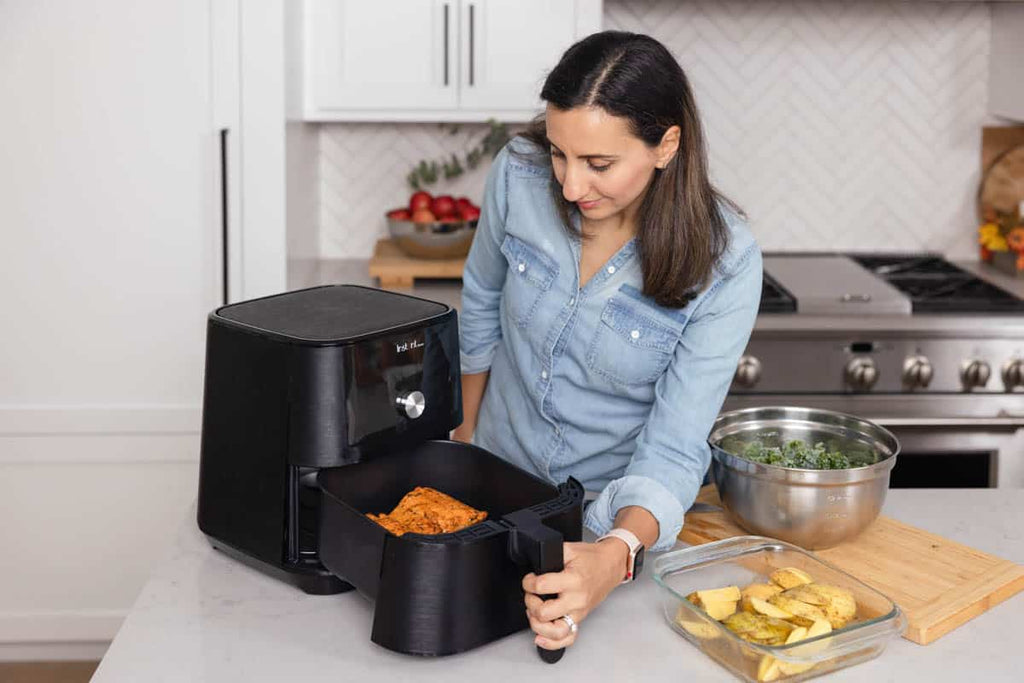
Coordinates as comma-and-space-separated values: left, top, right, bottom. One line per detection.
460, 138, 762, 551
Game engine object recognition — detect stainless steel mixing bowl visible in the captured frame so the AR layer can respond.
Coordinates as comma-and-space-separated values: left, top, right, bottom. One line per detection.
707, 406, 899, 549
387, 216, 478, 260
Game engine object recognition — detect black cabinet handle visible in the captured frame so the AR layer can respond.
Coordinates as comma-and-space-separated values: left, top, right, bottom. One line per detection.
219, 128, 229, 305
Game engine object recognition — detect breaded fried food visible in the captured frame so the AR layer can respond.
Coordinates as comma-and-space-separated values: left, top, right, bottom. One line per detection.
367, 486, 487, 536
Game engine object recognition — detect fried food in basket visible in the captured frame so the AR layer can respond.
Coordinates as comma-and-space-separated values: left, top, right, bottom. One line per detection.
367, 486, 487, 536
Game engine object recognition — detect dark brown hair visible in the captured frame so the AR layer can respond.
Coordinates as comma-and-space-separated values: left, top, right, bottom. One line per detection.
516, 31, 742, 308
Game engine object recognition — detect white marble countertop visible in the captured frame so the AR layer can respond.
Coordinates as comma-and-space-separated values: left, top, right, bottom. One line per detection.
93, 489, 1023, 682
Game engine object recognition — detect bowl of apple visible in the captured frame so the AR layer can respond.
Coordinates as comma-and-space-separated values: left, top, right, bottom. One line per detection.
386, 191, 481, 260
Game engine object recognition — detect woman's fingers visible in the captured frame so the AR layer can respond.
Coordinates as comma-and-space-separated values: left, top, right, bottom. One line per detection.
526, 612, 572, 642
525, 593, 580, 623
534, 622, 578, 651
522, 568, 580, 596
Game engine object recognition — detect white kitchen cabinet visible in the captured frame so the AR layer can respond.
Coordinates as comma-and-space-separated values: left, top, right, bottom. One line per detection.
988, 2, 1024, 122
306, 0, 459, 112
0, 0, 288, 660
303, 0, 603, 121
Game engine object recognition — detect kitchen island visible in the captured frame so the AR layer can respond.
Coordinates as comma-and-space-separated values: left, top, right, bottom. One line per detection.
92, 489, 1022, 682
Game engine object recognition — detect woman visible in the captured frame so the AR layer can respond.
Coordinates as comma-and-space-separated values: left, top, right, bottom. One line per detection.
452, 31, 762, 652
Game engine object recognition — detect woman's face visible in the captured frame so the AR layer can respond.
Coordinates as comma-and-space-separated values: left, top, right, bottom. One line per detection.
545, 104, 679, 223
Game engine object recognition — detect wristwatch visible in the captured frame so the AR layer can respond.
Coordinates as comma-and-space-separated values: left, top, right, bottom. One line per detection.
597, 528, 645, 583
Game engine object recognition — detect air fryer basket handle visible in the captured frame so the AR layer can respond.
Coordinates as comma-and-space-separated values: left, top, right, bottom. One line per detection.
504, 509, 566, 664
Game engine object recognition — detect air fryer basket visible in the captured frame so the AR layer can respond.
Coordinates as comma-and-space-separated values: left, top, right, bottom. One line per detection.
317, 440, 584, 658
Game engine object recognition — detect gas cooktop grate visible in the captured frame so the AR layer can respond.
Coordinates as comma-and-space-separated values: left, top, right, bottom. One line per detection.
850, 254, 1024, 314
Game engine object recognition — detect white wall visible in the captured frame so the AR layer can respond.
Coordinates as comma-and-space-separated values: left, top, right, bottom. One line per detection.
318, 0, 995, 260
0, 0, 218, 659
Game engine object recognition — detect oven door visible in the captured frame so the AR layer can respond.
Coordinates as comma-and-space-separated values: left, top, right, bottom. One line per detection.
876, 418, 1024, 489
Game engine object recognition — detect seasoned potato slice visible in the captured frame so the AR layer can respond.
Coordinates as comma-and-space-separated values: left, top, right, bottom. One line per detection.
767, 594, 828, 627
741, 583, 783, 612
769, 567, 814, 590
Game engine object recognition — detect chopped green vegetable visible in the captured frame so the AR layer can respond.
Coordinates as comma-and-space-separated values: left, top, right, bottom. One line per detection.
736, 439, 851, 469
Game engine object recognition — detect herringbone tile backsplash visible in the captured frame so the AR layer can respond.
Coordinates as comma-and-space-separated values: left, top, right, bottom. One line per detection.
319, 0, 992, 260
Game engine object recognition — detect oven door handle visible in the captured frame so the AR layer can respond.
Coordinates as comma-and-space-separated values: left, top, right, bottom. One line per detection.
874, 417, 1024, 429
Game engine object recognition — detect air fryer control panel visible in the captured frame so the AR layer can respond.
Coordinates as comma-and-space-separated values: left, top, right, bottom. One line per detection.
345, 319, 461, 449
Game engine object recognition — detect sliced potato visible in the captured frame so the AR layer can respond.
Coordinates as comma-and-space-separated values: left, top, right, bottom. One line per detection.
757, 655, 781, 682
785, 626, 809, 643
741, 583, 783, 612
794, 618, 833, 656
748, 616, 796, 643
697, 585, 742, 603
769, 567, 814, 590
704, 599, 738, 621
749, 596, 794, 619
779, 584, 828, 606
687, 588, 740, 621
767, 594, 828, 627
674, 605, 721, 640
723, 611, 763, 635
805, 584, 857, 628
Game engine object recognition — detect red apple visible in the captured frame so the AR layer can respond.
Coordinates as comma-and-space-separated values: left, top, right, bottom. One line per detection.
409, 191, 433, 212
454, 196, 473, 212
386, 208, 412, 220
431, 195, 456, 218
459, 205, 481, 221
411, 208, 437, 223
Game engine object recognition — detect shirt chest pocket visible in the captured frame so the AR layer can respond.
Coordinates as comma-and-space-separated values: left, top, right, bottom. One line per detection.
586, 296, 686, 386
500, 234, 558, 329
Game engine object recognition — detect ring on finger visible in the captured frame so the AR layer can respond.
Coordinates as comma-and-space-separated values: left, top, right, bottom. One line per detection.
560, 614, 578, 635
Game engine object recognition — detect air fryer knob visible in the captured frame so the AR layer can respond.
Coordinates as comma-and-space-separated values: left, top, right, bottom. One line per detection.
395, 391, 426, 419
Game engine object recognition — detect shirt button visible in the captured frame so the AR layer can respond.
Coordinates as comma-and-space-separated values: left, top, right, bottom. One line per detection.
607, 265, 616, 274
517, 263, 526, 273
541, 370, 548, 380
569, 297, 575, 306
630, 329, 640, 340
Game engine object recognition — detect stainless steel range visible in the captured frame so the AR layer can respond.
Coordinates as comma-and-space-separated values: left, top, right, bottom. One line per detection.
726, 253, 1024, 489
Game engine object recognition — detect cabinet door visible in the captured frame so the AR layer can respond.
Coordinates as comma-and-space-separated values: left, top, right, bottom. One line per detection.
457, 0, 579, 111
307, 0, 458, 111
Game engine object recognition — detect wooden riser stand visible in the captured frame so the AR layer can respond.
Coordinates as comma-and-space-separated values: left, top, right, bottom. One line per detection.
368, 239, 466, 289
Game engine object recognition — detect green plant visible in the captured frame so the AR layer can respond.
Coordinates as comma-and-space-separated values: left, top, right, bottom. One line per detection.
406, 119, 510, 190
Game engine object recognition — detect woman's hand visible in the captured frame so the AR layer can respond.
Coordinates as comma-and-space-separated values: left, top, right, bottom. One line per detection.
450, 425, 473, 443
522, 539, 628, 651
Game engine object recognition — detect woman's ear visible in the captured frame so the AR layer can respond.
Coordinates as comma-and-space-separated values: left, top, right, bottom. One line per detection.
655, 125, 681, 168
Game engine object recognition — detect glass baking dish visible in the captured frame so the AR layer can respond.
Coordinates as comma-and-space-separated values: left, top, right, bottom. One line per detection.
653, 536, 905, 682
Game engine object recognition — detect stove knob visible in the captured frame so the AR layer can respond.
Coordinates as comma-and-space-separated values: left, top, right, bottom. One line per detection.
395, 391, 426, 419
844, 357, 878, 391
1001, 359, 1024, 391
960, 360, 991, 391
733, 355, 762, 389
901, 355, 933, 390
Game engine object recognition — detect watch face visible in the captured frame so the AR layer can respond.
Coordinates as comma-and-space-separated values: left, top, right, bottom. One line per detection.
633, 546, 645, 580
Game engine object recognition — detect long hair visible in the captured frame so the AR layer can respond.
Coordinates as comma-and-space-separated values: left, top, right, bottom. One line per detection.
517, 31, 741, 308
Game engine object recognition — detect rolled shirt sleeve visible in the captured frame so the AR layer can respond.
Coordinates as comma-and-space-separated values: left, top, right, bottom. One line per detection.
584, 244, 763, 551
459, 145, 512, 375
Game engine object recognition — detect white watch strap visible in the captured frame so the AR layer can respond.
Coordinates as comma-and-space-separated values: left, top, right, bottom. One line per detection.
597, 528, 642, 582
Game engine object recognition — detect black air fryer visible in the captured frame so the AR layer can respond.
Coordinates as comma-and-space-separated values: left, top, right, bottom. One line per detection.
197, 285, 583, 660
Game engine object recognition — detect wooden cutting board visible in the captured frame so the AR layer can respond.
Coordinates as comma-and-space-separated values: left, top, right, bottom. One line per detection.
678, 486, 1024, 645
